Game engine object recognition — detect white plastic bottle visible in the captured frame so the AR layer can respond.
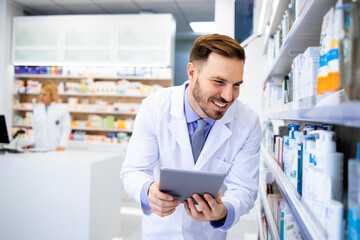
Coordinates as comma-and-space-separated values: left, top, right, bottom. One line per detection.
302, 135, 316, 205
283, 124, 294, 177
310, 130, 344, 229
287, 125, 300, 190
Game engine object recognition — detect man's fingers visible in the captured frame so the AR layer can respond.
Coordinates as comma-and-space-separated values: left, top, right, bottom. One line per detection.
193, 194, 211, 216
204, 193, 218, 211
187, 197, 204, 219
152, 207, 176, 217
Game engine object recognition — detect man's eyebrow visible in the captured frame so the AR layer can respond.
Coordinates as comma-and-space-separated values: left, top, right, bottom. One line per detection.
211, 76, 243, 85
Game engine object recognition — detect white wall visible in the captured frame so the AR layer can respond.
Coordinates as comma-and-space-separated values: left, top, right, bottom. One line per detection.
215, 0, 265, 113
240, 35, 266, 113
0, 0, 23, 133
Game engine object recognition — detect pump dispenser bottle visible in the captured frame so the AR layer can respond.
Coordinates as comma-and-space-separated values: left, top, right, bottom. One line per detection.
287, 125, 301, 190
309, 130, 344, 229
301, 125, 317, 203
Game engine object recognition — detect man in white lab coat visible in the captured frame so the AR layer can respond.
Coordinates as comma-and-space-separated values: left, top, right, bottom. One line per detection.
120, 34, 261, 240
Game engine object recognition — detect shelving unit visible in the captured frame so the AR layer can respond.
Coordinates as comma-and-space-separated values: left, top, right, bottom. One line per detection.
263, 0, 337, 83
19, 92, 149, 98
10, 14, 175, 149
258, 182, 279, 240
261, 96, 360, 127
259, 0, 360, 239
262, 0, 289, 54
12, 123, 133, 133
255, 202, 265, 240
14, 108, 137, 116
261, 147, 326, 240
14, 74, 172, 81
13, 67, 173, 137
13, 74, 167, 132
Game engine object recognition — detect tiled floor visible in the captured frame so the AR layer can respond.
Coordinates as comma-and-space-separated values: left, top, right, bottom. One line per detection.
116, 191, 259, 240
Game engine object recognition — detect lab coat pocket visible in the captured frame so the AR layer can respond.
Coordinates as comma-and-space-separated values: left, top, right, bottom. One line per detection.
213, 158, 232, 175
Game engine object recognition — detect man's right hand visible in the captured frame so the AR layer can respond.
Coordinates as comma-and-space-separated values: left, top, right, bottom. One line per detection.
148, 181, 181, 217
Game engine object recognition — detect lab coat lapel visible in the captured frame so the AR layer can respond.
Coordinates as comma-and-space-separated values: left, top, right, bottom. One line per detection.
194, 106, 234, 171
167, 82, 194, 169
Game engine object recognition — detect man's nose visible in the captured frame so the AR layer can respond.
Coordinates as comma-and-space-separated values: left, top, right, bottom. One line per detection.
220, 86, 233, 102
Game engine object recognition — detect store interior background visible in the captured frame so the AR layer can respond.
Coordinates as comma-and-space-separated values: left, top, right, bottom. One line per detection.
0, 1, 270, 239
0, 0, 267, 127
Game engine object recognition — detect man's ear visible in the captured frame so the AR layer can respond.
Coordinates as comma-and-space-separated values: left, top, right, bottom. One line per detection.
187, 62, 197, 82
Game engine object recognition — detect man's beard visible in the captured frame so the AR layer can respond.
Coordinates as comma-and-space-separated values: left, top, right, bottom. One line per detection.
192, 77, 229, 120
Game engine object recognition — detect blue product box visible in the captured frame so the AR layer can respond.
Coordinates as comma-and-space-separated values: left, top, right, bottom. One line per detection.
40, 66, 48, 74
27, 66, 40, 74
15, 66, 28, 74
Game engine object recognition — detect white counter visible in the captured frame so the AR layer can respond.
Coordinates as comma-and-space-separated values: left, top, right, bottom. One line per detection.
0, 150, 122, 240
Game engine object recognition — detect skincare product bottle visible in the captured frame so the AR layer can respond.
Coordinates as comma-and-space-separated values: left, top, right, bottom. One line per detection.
347, 142, 360, 239
309, 130, 344, 228
287, 125, 300, 190
325, 200, 344, 240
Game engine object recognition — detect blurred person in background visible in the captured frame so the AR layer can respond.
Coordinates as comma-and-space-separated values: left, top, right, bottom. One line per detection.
23, 81, 71, 151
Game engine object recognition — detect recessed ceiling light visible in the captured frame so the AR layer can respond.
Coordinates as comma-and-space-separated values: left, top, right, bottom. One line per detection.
189, 21, 216, 33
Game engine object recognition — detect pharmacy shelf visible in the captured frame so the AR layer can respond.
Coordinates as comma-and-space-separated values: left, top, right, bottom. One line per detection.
255, 200, 265, 240
12, 124, 132, 133
262, 0, 289, 54
259, 182, 279, 240
13, 107, 137, 116
261, 146, 326, 240
263, 0, 337, 83
14, 74, 172, 81
71, 127, 132, 133
261, 97, 360, 127
19, 92, 148, 98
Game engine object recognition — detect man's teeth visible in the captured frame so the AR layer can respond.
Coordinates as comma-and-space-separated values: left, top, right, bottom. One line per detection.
213, 101, 226, 107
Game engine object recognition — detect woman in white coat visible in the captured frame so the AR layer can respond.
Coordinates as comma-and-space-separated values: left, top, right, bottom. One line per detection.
121, 34, 261, 240
23, 81, 71, 151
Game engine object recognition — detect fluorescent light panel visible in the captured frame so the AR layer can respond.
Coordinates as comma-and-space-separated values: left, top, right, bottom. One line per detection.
189, 21, 216, 33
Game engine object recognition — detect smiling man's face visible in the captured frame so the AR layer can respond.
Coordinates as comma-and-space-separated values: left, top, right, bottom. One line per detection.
187, 52, 244, 120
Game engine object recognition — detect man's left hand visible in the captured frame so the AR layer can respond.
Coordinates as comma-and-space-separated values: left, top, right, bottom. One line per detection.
184, 192, 227, 222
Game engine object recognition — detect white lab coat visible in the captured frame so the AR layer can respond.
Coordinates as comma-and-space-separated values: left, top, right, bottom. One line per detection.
30, 102, 71, 150
120, 82, 261, 240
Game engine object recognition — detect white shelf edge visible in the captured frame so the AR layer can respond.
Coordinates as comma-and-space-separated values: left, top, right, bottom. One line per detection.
68, 141, 128, 147
259, 183, 280, 240
18, 92, 148, 98
261, 98, 360, 127
13, 108, 137, 116
14, 74, 172, 81
12, 124, 132, 133
261, 146, 326, 240
255, 200, 266, 240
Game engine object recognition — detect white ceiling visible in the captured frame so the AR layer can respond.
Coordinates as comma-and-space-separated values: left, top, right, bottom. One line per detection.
7, 0, 216, 34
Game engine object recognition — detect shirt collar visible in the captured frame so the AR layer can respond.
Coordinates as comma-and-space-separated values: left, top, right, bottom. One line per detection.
184, 84, 215, 126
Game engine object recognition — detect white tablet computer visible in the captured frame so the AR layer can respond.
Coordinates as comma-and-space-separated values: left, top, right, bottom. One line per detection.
159, 167, 226, 202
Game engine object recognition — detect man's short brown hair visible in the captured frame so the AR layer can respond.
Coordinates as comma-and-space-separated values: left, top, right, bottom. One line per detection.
189, 34, 246, 69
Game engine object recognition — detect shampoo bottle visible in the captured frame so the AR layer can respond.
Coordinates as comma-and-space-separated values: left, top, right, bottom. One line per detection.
309, 130, 344, 229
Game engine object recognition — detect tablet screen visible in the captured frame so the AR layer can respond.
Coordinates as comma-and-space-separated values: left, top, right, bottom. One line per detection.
159, 167, 226, 202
